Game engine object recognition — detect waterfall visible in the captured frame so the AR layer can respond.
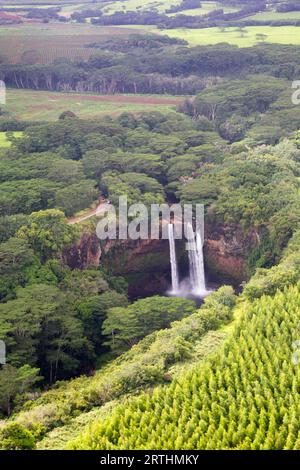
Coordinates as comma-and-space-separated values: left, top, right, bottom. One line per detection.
167, 222, 210, 299
186, 222, 207, 297
168, 223, 179, 294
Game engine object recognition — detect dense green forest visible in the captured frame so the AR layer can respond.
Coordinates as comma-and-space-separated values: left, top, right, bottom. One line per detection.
2, 40, 300, 95
0, 108, 299, 449
0, 225, 299, 449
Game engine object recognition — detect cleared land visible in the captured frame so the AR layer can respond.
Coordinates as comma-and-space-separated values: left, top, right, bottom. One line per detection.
1, 9, 300, 64
160, 25, 300, 47
4, 89, 184, 121
0, 23, 151, 64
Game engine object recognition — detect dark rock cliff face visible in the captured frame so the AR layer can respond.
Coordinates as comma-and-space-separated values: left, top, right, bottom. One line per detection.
100, 237, 187, 298
62, 232, 101, 269
62, 224, 259, 296
204, 223, 260, 285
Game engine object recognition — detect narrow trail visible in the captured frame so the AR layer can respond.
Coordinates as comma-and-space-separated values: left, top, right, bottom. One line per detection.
68, 201, 108, 225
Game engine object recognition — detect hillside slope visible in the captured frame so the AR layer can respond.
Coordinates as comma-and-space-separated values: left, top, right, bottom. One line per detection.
1, 228, 299, 450
69, 283, 300, 450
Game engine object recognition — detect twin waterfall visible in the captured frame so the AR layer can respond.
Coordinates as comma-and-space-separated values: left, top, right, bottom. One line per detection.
168, 223, 180, 294
168, 223, 208, 298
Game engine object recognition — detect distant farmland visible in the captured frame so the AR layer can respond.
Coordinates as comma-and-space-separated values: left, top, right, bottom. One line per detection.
0, 23, 151, 64
161, 25, 300, 47
4, 89, 184, 121
3, 21, 300, 65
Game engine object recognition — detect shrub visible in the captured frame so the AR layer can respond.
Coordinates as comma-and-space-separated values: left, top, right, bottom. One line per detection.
0, 423, 36, 450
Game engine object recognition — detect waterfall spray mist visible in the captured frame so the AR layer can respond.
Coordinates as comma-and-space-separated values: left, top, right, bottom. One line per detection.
186, 222, 208, 297
168, 223, 179, 294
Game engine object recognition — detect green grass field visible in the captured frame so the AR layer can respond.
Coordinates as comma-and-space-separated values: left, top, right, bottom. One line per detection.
1, 5, 300, 65
3, 89, 184, 121
0, 131, 23, 147
102, 0, 179, 15
2, 0, 237, 15
0, 22, 149, 37
59, 3, 87, 18
102, 0, 237, 16
248, 11, 300, 21
159, 25, 300, 47
168, 1, 238, 17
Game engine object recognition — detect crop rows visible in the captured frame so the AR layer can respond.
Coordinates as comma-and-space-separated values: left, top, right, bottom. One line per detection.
69, 285, 300, 450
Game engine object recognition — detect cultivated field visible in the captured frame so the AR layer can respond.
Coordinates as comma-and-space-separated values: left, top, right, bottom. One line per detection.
4, 89, 184, 120
0, 22, 151, 64
1, 7, 300, 65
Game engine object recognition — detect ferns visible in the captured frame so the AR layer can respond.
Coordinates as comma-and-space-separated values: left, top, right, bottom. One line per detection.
69, 284, 300, 450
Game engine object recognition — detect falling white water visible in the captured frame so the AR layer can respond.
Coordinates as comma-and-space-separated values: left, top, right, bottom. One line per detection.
168, 223, 179, 294
186, 222, 207, 297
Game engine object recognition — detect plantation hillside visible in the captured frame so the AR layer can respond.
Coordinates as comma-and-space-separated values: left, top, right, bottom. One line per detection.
1, 226, 299, 450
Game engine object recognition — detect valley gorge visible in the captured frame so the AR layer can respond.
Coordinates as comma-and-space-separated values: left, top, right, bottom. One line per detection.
62, 221, 260, 298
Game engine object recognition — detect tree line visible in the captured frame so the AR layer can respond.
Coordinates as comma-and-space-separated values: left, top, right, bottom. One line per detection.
2, 40, 300, 96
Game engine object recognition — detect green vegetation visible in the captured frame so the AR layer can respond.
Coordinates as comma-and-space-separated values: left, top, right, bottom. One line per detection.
1, 0, 300, 452
0, 422, 37, 450
4, 89, 183, 121
102, 0, 237, 16
103, 296, 196, 355
102, 0, 181, 15
69, 282, 300, 450
0, 111, 299, 442
168, 1, 238, 17
161, 25, 300, 46
3, 37, 300, 99
0, 131, 23, 147
0, 108, 298, 268
182, 76, 300, 144
0, 286, 236, 448
0, 365, 41, 417
1, 226, 299, 449
248, 11, 300, 21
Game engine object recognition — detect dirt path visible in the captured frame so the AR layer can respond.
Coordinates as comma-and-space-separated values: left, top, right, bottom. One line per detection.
68, 201, 108, 225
